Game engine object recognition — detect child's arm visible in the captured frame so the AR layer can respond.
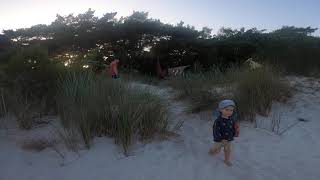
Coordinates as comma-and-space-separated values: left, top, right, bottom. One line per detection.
231, 110, 239, 137
213, 119, 222, 141
233, 121, 240, 137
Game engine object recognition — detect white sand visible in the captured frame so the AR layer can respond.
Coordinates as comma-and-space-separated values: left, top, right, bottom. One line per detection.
1, 76, 320, 180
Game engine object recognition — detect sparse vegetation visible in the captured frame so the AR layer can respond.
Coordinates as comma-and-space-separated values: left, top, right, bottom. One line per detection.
0, 46, 66, 129
166, 67, 227, 113
0, 88, 7, 118
0, 8, 310, 156
56, 71, 168, 154
233, 66, 291, 121
169, 76, 221, 113
22, 138, 57, 152
55, 127, 81, 152
167, 64, 291, 121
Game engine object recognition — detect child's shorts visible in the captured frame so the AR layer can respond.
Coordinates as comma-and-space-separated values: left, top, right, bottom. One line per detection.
209, 140, 231, 154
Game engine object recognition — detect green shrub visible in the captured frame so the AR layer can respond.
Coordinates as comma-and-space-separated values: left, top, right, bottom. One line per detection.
56, 71, 168, 154
167, 64, 291, 121
188, 90, 220, 113
256, 37, 320, 75
7, 91, 35, 129
166, 67, 226, 113
233, 66, 291, 121
1, 46, 66, 128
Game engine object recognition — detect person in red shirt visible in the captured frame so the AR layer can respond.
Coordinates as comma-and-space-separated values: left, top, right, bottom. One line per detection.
108, 59, 120, 79
156, 59, 168, 79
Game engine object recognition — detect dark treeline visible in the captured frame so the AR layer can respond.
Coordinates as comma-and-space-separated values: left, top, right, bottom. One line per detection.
1, 9, 320, 75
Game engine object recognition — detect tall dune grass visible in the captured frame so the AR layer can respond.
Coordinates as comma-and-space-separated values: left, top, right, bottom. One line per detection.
167, 65, 291, 121
0, 88, 7, 118
232, 66, 291, 121
166, 66, 235, 113
56, 71, 168, 154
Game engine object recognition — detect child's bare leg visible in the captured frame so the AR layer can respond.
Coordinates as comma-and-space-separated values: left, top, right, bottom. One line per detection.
223, 141, 232, 166
224, 149, 232, 166
208, 143, 222, 155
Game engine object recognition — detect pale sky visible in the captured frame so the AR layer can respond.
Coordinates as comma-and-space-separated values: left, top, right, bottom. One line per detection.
0, 0, 319, 35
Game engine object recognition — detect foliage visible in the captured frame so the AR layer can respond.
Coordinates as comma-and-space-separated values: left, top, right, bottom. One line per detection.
167, 68, 225, 113
56, 72, 168, 154
2, 9, 318, 75
0, 45, 66, 128
231, 66, 291, 121
167, 65, 291, 121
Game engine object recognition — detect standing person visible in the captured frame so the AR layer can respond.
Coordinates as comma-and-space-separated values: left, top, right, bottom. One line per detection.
209, 99, 240, 166
156, 59, 167, 79
109, 59, 120, 79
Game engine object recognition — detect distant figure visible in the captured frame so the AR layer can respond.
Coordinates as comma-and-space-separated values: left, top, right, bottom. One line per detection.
156, 59, 167, 79
109, 59, 120, 79
208, 99, 240, 167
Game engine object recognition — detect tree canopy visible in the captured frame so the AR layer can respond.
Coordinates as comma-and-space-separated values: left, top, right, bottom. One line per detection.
1, 9, 320, 74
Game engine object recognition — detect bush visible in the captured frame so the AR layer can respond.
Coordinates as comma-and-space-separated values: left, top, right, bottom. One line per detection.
232, 66, 291, 121
167, 64, 291, 122
188, 90, 220, 113
169, 77, 220, 112
255, 34, 320, 75
56, 71, 168, 154
6, 89, 40, 129
166, 67, 228, 113
1, 46, 66, 128
4, 45, 64, 110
